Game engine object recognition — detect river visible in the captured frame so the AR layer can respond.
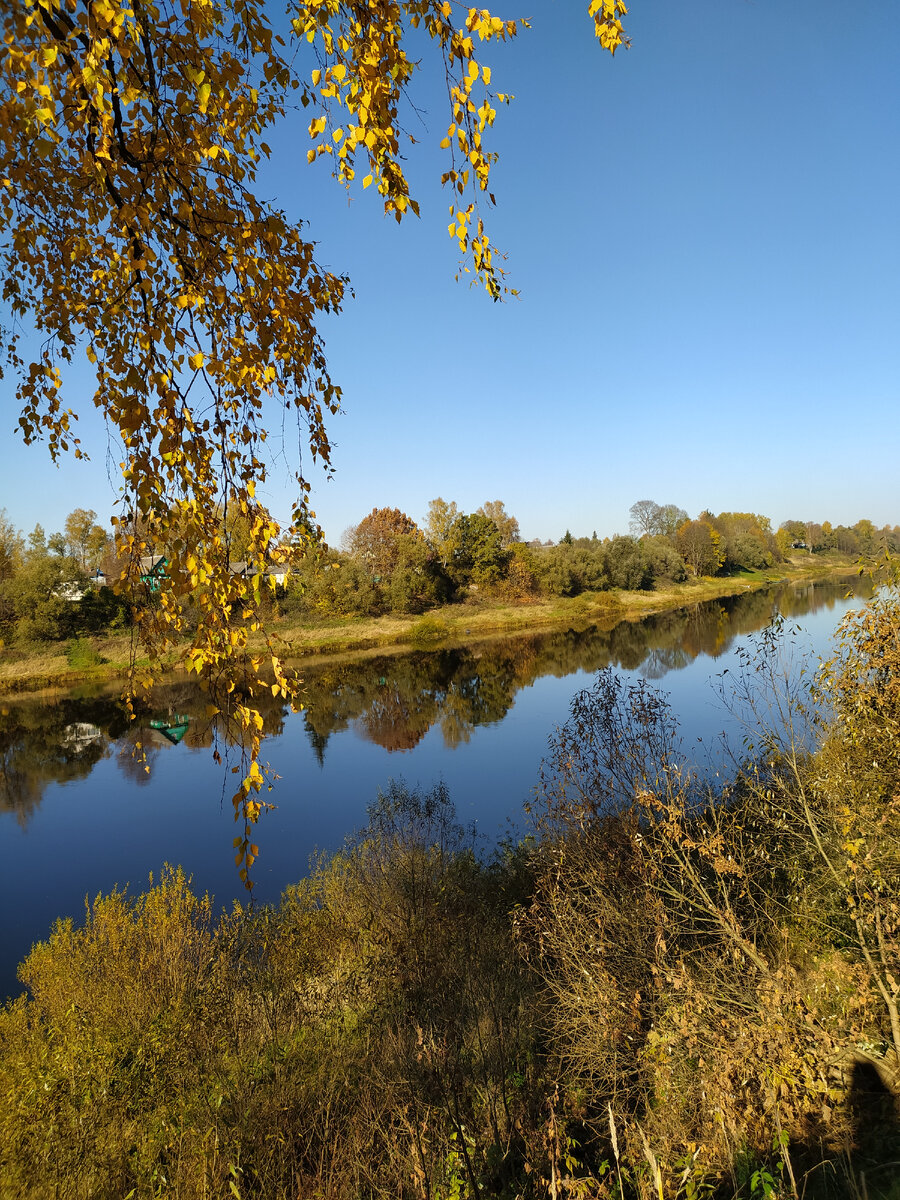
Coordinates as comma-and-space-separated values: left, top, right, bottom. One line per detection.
0, 575, 871, 1000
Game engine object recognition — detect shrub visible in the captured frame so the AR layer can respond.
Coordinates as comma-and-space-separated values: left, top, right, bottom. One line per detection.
0, 796, 539, 1199
66, 636, 105, 668
641, 535, 687, 584
604, 535, 652, 590
409, 614, 450, 645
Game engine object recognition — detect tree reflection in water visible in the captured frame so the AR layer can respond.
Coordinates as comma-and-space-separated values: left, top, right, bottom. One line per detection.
0, 575, 871, 825
300, 576, 869, 758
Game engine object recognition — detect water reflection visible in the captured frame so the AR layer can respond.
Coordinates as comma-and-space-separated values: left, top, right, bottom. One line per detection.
298, 575, 868, 758
0, 575, 870, 826
1, 694, 125, 826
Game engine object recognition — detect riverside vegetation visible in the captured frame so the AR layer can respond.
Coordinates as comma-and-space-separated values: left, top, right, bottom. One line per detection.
1, 579, 899, 1198
0, 501, 892, 692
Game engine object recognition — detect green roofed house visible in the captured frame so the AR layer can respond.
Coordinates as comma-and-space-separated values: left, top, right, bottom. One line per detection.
137, 556, 284, 594
139, 555, 168, 592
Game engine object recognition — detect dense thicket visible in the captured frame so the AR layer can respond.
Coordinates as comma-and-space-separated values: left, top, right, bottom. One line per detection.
0, 509, 129, 645
1, 500, 896, 643
2, 587, 900, 1198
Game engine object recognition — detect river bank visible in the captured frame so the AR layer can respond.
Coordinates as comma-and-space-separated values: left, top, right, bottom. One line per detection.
0, 554, 858, 695
3, 578, 898, 1198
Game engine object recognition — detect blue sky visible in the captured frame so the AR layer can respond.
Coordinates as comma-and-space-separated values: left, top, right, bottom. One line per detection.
2, 0, 898, 545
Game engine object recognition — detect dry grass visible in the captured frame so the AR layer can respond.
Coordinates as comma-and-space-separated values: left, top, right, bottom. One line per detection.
0, 630, 170, 694
267, 559, 849, 664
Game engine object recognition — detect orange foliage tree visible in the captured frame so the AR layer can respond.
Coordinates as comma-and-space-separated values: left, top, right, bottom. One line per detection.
347, 507, 422, 579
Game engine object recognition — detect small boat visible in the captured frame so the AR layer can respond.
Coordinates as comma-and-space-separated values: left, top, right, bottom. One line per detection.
149, 714, 190, 745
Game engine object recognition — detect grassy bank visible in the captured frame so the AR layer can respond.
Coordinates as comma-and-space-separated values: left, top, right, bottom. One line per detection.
0, 555, 857, 695
272, 557, 850, 661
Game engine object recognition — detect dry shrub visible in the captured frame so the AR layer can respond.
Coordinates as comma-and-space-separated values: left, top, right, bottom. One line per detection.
523, 655, 900, 1197
0, 789, 540, 1200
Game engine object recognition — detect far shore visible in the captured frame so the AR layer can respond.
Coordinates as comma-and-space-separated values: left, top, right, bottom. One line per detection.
0, 555, 863, 696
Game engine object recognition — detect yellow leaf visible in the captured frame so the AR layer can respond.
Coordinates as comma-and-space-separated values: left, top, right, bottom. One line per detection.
189, 352, 204, 369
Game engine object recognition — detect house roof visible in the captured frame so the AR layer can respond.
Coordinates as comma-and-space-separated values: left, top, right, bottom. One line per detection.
135, 556, 287, 579
139, 555, 167, 573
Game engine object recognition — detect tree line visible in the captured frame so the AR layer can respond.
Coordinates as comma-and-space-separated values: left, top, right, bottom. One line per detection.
281, 498, 899, 622
1, 501, 897, 646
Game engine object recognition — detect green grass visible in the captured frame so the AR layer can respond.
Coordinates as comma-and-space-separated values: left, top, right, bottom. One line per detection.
66, 637, 106, 669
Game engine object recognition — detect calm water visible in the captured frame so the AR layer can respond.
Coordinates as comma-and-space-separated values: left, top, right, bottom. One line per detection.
0, 576, 870, 999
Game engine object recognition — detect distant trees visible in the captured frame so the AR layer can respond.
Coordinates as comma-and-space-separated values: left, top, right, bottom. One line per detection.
63, 509, 109, 572
707, 512, 776, 572
627, 501, 787, 575
0, 510, 23, 587
5, 496, 896, 641
446, 512, 510, 588
476, 501, 520, 548
640, 535, 687, 584
291, 548, 382, 619
0, 510, 127, 643
388, 535, 449, 614
628, 500, 659, 538
292, 508, 451, 618
536, 540, 607, 597
424, 498, 460, 569
656, 502, 690, 538
282, 496, 899, 622
778, 517, 899, 559
835, 526, 861, 555
314, 499, 523, 610
676, 518, 724, 577
629, 499, 688, 539
502, 543, 542, 600
7, 543, 80, 642
604, 536, 652, 590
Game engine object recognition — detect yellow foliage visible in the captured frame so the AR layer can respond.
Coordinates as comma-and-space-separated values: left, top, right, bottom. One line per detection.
0, 0, 628, 880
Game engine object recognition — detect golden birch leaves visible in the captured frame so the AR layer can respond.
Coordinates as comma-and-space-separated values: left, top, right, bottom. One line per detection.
0, 0, 629, 881
299, 1, 628, 299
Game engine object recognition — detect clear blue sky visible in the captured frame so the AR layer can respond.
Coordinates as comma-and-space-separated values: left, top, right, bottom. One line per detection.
2, 0, 898, 544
